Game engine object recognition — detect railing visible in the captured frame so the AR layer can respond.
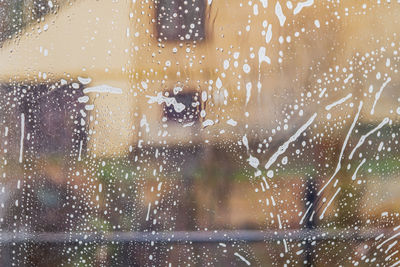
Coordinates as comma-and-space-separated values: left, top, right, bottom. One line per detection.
0, 228, 393, 244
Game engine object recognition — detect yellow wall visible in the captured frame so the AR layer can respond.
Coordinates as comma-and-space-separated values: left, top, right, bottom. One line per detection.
0, 0, 399, 155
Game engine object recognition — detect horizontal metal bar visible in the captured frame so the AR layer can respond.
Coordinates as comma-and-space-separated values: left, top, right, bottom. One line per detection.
0, 228, 394, 244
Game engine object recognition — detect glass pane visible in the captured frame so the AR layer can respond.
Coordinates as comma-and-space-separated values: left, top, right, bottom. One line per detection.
0, 0, 400, 266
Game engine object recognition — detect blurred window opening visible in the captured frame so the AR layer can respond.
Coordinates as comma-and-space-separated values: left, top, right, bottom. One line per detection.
155, 0, 206, 41
19, 84, 86, 155
0, 0, 63, 44
163, 91, 202, 123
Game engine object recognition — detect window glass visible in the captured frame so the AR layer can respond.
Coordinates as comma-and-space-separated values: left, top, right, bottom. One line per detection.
156, 0, 206, 41
0, 0, 400, 266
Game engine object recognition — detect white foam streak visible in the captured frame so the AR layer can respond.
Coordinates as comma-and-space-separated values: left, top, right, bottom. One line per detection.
19, 114, 25, 163
348, 117, 389, 160
83, 84, 123, 94
265, 113, 317, 170
293, 0, 314, 15
146, 203, 151, 221
325, 93, 352, 111
352, 158, 366, 180
146, 92, 186, 113
371, 77, 391, 115
275, 2, 286, 26
378, 231, 400, 249
234, 252, 251, 266
299, 203, 313, 225
319, 187, 341, 220
318, 101, 363, 196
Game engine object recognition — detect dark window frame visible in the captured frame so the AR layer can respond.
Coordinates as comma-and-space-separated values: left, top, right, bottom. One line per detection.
155, 0, 206, 42
162, 90, 203, 124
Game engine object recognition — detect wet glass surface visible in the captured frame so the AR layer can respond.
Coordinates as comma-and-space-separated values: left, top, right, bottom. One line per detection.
1, 0, 400, 266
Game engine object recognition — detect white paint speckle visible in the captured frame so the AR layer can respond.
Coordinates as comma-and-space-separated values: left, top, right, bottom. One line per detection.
275, 2, 286, 27
243, 64, 251, 74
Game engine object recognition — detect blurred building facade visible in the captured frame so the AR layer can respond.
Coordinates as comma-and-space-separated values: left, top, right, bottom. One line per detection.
0, 0, 399, 156
1, 1, 400, 265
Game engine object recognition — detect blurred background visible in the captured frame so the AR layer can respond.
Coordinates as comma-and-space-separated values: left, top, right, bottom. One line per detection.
0, 0, 400, 266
